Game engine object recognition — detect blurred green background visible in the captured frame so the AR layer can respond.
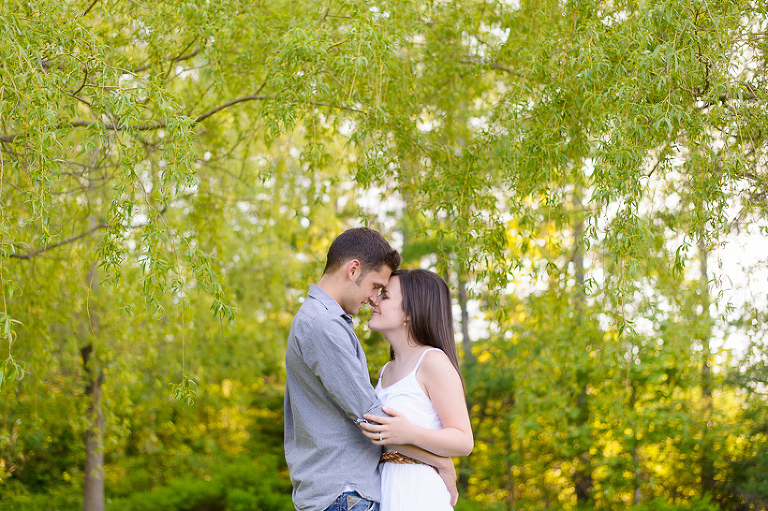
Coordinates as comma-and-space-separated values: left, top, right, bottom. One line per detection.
2, 0, 768, 509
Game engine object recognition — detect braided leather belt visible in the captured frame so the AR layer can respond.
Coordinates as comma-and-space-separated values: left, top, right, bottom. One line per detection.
380, 451, 426, 465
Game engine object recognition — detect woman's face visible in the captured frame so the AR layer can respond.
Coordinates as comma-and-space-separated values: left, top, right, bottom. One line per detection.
368, 275, 407, 334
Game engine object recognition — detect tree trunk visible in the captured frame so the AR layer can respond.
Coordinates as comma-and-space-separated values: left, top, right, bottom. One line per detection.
81, 343, 105, 511
630, 382, 641, 505
505, 454, 516, 511
572, 190, 593, 507
82, 253, 105, 511
504, 390, 517, 511
574, 379, 593, 506
698, 236, 715, 495
458, 276, 474, 364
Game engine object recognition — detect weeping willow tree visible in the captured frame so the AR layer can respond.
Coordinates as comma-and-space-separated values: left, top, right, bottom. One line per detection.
2, 0, 768, 510
0, 1, 424, 509
354, 0, 768, 508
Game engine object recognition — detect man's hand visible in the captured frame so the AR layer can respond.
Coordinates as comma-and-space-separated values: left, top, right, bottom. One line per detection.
433, 456, 458, 506
365, 407, 460, 505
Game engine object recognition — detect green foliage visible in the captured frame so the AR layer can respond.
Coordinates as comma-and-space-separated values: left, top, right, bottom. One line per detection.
1, 457, 291, 511
109, 457, 292, 511
630, 496, 721, 511
2, 0, 768, 510
0, 481, 83, 511
454, 499, 505, 511
730, 448, 768, 511
171, 377, 199, 406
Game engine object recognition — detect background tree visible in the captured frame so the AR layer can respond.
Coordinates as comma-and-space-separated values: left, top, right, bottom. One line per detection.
2, 1, 768, 511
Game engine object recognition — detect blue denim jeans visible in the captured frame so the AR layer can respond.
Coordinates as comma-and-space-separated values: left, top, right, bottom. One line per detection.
323, 491, 379, 511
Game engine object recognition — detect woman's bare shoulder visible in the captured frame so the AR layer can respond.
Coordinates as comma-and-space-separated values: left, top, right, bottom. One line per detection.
419, 348, 459, 378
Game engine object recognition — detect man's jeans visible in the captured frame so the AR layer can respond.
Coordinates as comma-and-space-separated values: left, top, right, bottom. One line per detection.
323, 491, 379, 511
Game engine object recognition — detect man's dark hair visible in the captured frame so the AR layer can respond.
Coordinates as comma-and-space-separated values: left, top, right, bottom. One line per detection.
322, 227, 401, 276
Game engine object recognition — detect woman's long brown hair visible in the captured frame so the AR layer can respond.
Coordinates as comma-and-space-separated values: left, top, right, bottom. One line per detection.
393, 269, 463, 385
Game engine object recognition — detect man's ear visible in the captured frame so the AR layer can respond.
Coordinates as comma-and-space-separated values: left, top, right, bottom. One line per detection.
345, 259, 361, 282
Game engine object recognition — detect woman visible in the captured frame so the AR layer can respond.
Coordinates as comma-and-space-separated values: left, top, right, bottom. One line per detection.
360, 269, 473, 511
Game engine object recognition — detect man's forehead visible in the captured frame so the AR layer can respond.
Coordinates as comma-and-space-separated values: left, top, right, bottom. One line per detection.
372, 268, 391, 286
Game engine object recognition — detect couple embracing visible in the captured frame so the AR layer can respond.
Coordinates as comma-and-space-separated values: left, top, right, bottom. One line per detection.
284, 228, 474, 511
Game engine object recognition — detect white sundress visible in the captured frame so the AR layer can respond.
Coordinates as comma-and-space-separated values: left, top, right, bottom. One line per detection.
375, 348, 453, 511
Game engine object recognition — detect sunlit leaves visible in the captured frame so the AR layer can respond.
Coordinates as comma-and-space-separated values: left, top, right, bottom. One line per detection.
170, 377, 198, 406
2, 0, 768, 508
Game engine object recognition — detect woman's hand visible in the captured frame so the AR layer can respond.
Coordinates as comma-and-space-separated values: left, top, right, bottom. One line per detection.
360, 406, 414, 445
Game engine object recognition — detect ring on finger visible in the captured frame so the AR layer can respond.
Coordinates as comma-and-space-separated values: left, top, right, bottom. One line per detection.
378, 432, 382, 441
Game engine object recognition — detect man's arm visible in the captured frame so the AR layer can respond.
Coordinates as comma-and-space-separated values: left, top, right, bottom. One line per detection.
389, 443, 458, 506
296, 316, 383, 420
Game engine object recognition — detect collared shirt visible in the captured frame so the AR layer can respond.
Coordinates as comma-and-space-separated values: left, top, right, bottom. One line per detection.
284, 284, 384, 511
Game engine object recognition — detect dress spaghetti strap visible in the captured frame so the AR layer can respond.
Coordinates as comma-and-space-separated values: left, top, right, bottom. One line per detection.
413, 347, 442, 373
379, 361, 391, 379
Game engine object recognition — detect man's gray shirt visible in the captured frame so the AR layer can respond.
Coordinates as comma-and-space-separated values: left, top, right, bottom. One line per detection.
284, 284, 384, 511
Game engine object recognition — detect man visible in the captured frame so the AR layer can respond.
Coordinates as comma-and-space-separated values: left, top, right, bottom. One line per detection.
284, 227, 456, 511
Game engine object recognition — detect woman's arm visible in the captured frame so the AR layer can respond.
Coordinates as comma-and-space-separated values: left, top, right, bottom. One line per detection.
360, 350, 474, 457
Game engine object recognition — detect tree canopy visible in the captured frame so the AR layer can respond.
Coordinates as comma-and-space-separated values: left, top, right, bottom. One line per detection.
2, 0, 767, 510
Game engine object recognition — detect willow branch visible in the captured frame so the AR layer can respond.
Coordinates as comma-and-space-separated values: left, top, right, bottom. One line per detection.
132, 41, 200, 74
0, 93, 361, 143
9, 223, 107, 260
459, 56, 517, 75
80, 0, 100, 17
192, 94, 271, 124
69, 66, 89, 97
7, 204, 172, 260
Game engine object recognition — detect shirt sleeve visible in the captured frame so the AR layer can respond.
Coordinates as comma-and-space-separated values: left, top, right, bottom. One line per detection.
296, 314, 384, 423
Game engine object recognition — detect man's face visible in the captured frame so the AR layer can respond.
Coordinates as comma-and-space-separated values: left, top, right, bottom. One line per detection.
342, 265, 392, 316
